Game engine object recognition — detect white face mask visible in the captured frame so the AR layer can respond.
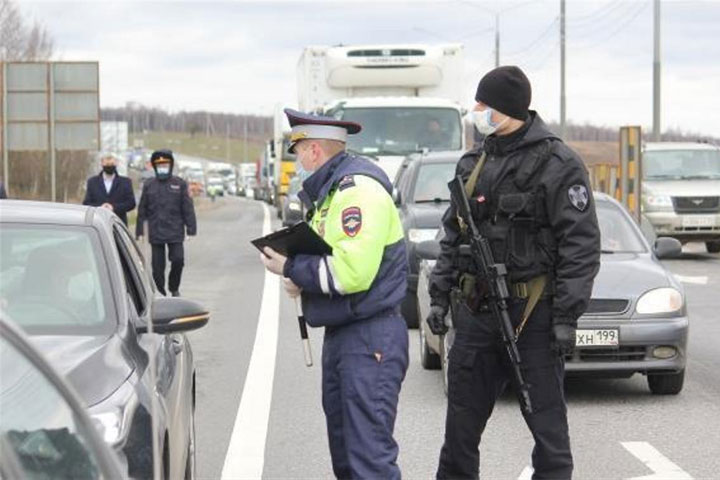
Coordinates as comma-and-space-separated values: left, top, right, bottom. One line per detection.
156, 165, 171, 176
472, 108, 507, 136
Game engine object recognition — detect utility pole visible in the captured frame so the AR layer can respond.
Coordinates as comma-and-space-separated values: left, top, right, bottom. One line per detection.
652, 0, 661, 141
243, 116, 248, 163
226, 123, 230, 162
560, 0, 566, 140
495, 14, 500, 67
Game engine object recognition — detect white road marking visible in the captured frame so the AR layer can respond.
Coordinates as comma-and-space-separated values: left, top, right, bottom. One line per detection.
222, 203, 279, 479
673, 274, 708, 285
517, 465, 533, 480
622, 441, 693, 480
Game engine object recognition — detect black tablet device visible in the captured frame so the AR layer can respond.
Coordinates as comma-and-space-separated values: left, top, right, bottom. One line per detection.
251, 222, 332, 257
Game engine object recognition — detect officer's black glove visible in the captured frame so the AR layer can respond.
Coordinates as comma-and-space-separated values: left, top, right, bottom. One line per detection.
426, 305, 449, 336
552, 324, 576, 356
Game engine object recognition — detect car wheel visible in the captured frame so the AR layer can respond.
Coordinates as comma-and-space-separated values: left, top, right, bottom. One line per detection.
419, 322, 441, 370
647, 369, 685, 395
184, 403, 197, 480
706, 241, 720, 254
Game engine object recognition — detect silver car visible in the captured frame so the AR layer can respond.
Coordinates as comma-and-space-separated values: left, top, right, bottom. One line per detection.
642, 142, 720, 253
417, 193, 688, 395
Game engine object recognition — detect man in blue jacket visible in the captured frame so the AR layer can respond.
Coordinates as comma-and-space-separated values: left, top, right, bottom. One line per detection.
261, 109, 409, 479
83, 152, 136, 225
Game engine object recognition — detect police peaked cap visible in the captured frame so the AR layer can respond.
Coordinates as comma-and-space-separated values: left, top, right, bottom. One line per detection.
284, 108, 362, 153
151, 149, 174, 164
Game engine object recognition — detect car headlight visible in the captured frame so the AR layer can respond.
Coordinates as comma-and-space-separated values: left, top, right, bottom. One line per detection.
644, 194, 673, 209
408, 228, 439, 244
635, 287, 683, 315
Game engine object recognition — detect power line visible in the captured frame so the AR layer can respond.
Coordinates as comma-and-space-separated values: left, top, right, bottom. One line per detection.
566, 0, 627, 26
568, 0, 648, 42
505, 16, 559, 57
577, 1, 649, 49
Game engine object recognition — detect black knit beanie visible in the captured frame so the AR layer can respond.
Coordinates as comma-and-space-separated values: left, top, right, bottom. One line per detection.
475, 66, 532, 120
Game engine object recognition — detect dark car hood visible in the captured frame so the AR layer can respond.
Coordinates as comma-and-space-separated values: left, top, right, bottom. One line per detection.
30, 334, 132, 406
591, 253, 673, 299
405, 202, 450, 229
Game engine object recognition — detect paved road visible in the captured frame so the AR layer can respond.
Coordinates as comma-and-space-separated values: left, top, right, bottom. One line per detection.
182, 197, 719, 479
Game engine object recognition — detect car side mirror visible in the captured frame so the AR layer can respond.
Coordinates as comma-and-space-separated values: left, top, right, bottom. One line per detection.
416, 240, 441, 260
654, 237, 682, 259
392, 188, 401, 206
137, 297, 210, 334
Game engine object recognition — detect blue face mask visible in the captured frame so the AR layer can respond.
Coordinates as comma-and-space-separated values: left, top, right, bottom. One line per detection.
295, 161, 312, 182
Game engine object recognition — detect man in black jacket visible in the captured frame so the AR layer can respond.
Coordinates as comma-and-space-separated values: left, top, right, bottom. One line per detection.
428, 66, 600, 479
136, 150, 197, 297
82, 153, 136, 225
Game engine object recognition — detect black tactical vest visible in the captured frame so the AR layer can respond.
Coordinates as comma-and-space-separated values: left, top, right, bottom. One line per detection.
468, 139, 559, 283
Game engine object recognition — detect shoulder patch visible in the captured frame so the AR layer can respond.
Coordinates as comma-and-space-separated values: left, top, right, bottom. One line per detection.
338, 175, 356, 191
341, 206, 362, 237
568, 184, 589, 211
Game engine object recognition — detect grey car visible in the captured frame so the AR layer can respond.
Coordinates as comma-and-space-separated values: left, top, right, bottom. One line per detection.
417, 193, 689, 395
393, 151, 458, 328
0, 200, 209, 479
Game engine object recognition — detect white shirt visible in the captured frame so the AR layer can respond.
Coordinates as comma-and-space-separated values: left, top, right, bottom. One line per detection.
103, 173, 116, 194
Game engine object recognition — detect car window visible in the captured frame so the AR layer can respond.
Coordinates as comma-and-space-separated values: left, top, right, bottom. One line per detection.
113, 228, 148, 315
412, 162, 456, 202
597, 202, 648, 253
0, 226, 114, 333
643, 149, 720, 180
0, 336, 102, 479
114, 224, 153, 295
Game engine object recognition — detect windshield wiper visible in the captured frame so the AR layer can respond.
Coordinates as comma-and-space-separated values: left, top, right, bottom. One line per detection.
415, 198, 449, 204
679, 174, 720, 179
601, 249, 616, 254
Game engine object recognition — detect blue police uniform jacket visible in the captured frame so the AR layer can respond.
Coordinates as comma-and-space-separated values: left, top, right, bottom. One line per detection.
284, 152, 408, 328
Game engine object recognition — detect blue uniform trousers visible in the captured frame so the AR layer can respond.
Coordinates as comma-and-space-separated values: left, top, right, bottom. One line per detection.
322, 312, 409, 479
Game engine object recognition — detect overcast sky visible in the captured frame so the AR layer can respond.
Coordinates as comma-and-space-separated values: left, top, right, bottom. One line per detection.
18, 0, 720, 137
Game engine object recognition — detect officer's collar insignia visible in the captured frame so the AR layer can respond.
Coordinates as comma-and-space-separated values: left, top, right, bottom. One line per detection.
338, 175, 356, 191
568, 184, 589, 212
342, 206, 362, 237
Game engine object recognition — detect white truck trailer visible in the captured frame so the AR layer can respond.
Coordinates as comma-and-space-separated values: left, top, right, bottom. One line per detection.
297, 43, 467, 180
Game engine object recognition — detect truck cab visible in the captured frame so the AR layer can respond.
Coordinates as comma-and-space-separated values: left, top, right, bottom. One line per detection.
325, 97, 464, 180
641, 142, 720, 253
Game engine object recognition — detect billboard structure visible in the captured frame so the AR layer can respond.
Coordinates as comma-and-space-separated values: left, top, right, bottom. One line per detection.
1, 61, 100, 201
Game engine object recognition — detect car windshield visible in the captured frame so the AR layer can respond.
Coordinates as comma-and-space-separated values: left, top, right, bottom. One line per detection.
643, 149, 720, 180
413, 162, 456, 202
0, 226, 114, 334
334, 107, 462, 155
597, 202, 647, 253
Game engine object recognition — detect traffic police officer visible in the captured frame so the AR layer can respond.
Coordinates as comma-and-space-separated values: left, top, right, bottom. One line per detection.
427, 66, 601, 479
136, 149, 197, 297
261, 109, 409, 479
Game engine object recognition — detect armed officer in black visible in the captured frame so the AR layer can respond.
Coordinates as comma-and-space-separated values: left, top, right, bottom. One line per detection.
428, 66, 601, 479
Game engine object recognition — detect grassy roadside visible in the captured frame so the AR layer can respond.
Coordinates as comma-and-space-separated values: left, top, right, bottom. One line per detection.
130, 131, 266, 163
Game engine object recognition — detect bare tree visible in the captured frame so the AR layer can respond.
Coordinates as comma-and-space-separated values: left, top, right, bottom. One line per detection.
0, 0, 54, 61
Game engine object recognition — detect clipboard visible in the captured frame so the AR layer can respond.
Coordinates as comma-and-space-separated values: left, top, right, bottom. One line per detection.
251, 222, 332, 257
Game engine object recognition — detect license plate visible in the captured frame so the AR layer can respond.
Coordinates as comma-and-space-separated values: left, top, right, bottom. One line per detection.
682, 215, 715, 228
575, 329, 619, 347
